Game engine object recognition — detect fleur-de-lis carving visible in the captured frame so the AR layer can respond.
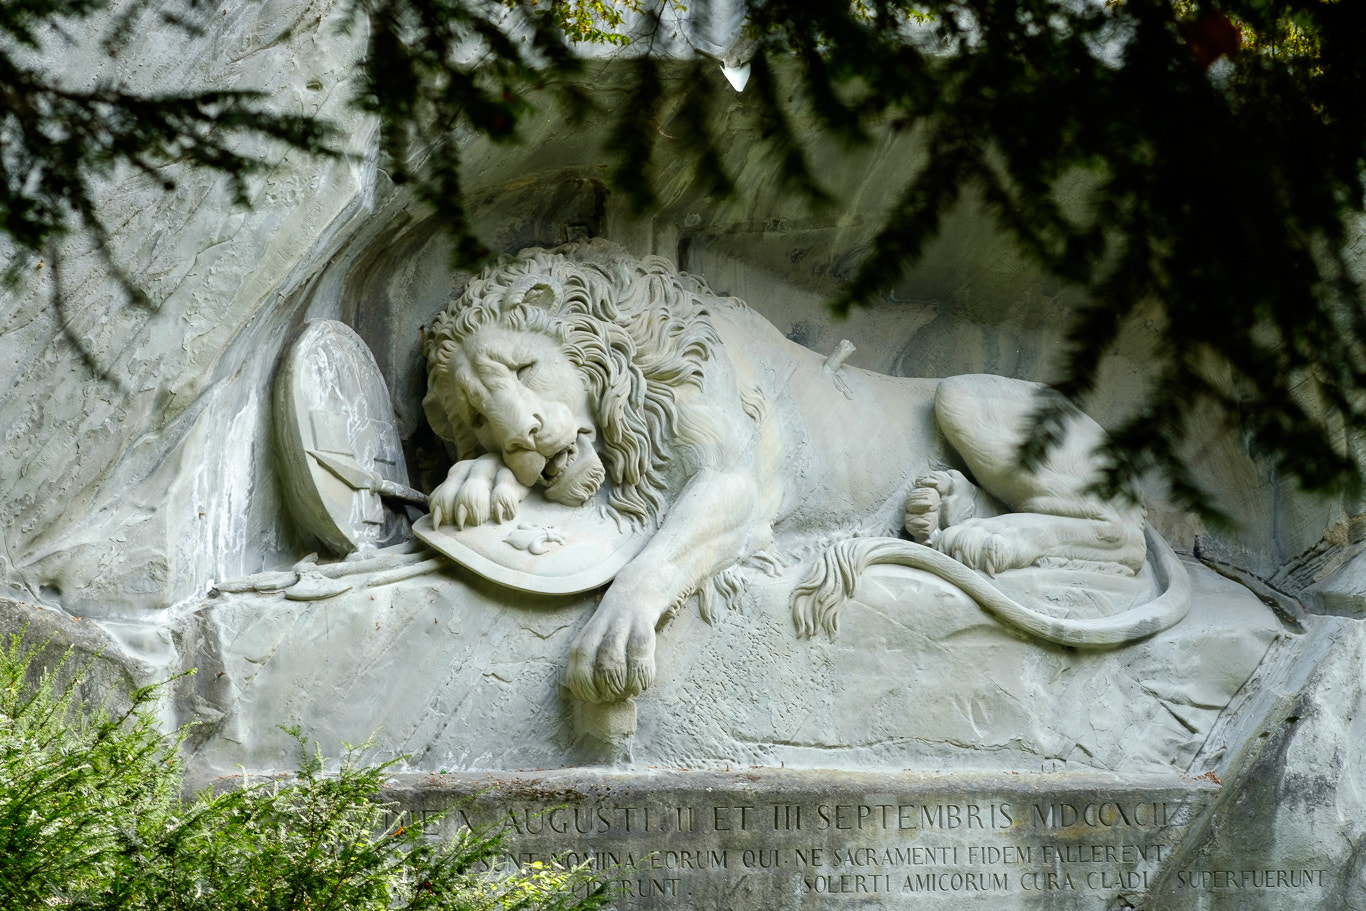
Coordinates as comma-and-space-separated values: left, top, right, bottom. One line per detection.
503, 524, 566, 556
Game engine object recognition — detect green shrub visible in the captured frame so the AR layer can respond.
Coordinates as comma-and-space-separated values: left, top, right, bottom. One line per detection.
0, 633, 610, 911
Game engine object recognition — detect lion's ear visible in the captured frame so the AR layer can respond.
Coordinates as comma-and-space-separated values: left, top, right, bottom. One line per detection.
522, 283, 557, 306
423, 383, 483, 461
505, 275, 560, 311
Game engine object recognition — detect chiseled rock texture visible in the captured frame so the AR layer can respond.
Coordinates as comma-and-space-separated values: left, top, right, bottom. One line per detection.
0, 0, 373, 615
179, 557, 1283, 786
1141, 615, 1366, 910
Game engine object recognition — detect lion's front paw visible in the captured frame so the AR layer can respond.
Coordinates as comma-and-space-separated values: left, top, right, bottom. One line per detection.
567, 600, 657, 704
937, 521, 1026, 576
430, 454, 531, 530
904, 469, 977, 543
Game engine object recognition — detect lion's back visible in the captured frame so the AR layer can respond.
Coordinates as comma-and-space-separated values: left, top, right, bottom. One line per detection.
705, 304, 945, 535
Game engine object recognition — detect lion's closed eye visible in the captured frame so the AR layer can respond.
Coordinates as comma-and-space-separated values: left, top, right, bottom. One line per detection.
516, 363, 535, 380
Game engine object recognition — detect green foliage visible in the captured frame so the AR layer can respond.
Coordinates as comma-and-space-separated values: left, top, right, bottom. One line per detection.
7, 0, 1366, 515
342, 0, 587, 264
513, 0, 669, 45
729, 0, 1366, 519
0, 633, 610, 911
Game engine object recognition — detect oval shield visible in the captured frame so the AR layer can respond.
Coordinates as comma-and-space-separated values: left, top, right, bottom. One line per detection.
413, 487, 653, 595
274, 320, 412, 554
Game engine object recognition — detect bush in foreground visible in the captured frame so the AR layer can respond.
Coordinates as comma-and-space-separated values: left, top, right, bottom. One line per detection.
0, 633, 609, 910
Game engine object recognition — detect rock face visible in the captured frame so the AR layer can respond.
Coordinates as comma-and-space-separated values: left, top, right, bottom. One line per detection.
157, 243, 1308, 911
183, 557, 1282, 783
1, 2, 1364, 909
0, 0, 375, 616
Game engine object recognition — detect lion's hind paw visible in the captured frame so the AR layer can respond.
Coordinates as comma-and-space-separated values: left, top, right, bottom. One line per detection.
903, 486, 942, 544
937, 523, 1020, 576
904, 469, 977, 543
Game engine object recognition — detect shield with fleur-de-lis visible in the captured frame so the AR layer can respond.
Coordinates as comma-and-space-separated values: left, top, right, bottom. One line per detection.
413, 486, 654, 595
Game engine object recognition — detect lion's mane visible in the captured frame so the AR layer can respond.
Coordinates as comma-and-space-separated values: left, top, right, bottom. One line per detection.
424, 239, 722, 523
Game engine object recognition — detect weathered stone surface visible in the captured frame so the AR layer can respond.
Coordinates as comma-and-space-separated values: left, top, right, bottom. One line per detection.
378, 768, 1218, 910
1140, 616, 1366, 910
0, 47, 1330, 617
179, 556, 1281, 787
0, 3, 1362, 909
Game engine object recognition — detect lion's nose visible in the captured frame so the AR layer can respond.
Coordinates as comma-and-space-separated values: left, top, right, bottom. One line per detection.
503, 412, 543, 452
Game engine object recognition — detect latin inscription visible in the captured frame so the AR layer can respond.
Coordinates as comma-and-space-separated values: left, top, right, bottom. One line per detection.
437, 799, 1178, 836
1176, 869, 1327, 890
383, 772, 1319, 909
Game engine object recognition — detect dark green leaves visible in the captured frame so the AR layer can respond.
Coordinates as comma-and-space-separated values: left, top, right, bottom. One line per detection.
8, 0, 1366, 514
736, 0, 1366, 514
0, 633, 611, 911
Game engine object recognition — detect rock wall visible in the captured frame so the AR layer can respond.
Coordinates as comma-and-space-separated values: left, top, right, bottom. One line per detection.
0, 0, 1342, 622
3, 6, 1366, 908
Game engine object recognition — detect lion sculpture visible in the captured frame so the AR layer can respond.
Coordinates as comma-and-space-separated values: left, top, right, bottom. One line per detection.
422, 240, 1191, 704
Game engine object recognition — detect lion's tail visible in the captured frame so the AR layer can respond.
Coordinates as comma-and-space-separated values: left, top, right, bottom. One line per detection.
790, 525, 1191, 647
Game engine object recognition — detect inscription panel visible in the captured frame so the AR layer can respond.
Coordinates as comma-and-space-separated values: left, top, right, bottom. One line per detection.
379, 769, 1320, 910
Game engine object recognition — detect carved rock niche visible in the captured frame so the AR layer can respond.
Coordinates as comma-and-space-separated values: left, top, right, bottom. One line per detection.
4, 179, 1357, 910
198, 236, 1325, 911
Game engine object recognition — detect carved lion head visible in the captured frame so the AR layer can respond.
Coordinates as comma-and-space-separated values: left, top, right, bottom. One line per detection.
423, 240, 720, 522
